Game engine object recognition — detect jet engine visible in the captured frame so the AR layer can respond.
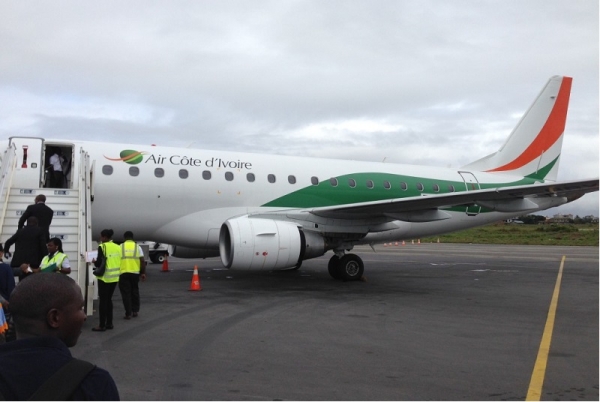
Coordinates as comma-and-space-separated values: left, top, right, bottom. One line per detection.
219, 216, 325, 270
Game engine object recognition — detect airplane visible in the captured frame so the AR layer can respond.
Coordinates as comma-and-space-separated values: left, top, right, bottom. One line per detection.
0, 75, 598, 288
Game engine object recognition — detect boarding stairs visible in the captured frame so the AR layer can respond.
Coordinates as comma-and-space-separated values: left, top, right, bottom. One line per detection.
0, 142, 95, 315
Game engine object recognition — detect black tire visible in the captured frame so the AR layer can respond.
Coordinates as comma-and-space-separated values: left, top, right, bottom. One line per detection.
338, 254, 364, 281
156, 253, 167, 263
328, 255, 343, 280
149, 255, 158, 264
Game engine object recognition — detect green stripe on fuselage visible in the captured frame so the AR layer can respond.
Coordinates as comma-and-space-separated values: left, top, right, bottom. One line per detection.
262, 172, 537, 209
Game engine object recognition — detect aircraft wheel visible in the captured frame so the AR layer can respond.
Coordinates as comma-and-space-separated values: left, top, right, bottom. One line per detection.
328, 255, 343, 280
338, 254, 364, 281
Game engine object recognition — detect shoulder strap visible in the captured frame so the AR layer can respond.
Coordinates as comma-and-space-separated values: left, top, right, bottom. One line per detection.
29, 358, 95, 401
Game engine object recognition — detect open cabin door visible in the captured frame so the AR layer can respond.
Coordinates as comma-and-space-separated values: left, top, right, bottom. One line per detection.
458, 171, 481, 216
8, 137, 44, 188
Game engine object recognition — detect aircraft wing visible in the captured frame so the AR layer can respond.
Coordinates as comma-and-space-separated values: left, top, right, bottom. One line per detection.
302, 178, 599, 220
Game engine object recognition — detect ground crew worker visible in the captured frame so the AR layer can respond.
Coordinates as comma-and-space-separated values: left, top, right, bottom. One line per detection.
119, 231, 146, 320
92, 229, 121, 332
37, 237, 71, 275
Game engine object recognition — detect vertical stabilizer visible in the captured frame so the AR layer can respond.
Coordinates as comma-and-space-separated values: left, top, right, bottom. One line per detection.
462, 76, 572, 182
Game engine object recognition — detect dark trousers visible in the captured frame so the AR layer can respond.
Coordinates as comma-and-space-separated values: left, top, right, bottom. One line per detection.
119, 273, 140, 316
52, 171, 64, 188
98, 280, 117, 328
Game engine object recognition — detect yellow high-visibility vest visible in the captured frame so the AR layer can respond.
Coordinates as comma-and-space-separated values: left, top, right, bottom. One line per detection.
40, 252, 67, 273
120, 240, 141, 274
98, 241, 121, 283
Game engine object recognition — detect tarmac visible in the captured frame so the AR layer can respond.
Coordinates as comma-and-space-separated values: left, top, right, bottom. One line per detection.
72, 243, 599, 401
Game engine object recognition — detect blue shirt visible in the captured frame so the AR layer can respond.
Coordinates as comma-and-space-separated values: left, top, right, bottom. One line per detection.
0, 261, 14, 302
0, 336, 120, 400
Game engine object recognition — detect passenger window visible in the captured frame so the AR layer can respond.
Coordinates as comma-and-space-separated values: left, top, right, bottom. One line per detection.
202, 170, 212, 180
433, 184, 440, 192
129, 167, 139, 177
348, 178, 356, 188
311, 176, 319, 185
102, 165, 113, 176
383, 180, 391, 189
400, 182, 407, 190
366, 180, 374, 189
268, 174, 276, 183
416, 183, 424, 191
288, 175, 296, 184
179, 169, 189, 179
448, 184, 455, 192
225, 172, 234, 181
330, 177, 338, 187
154, 168, 165, 178
247, 173, 255, 182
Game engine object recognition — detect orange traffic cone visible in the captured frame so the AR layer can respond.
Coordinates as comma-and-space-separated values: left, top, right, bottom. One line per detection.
161, 256, 169, 272
189, 265, 202, 291
402, 240, 405, 246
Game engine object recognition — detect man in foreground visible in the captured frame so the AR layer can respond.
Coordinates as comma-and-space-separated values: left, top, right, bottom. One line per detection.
0, 273, 120, 400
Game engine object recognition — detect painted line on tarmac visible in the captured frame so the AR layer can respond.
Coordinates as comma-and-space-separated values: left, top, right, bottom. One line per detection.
526, 255, 566, 401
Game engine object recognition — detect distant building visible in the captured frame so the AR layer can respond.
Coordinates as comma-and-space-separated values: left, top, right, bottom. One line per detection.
546, 213, 574, 224
583, 215, 599, 223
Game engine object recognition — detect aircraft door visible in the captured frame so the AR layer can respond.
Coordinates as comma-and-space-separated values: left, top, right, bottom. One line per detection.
8, 137, 44, 188
458, 171, 481, 216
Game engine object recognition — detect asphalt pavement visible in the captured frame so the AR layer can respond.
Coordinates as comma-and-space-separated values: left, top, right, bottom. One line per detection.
72, 243, 599, 401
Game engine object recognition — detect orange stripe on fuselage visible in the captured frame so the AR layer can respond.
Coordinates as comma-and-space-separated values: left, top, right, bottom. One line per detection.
488, 77, 572, 172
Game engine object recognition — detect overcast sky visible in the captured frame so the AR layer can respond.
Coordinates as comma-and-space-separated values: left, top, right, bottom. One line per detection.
0, 0, 598, 216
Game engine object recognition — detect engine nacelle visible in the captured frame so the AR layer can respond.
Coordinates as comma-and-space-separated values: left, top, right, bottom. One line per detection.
219, 217, 325, 270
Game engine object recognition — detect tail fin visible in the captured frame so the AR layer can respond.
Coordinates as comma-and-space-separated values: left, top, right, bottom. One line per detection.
462, 75, 572, 182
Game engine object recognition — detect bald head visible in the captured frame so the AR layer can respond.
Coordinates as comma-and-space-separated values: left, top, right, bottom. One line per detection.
10, 273, 86, 346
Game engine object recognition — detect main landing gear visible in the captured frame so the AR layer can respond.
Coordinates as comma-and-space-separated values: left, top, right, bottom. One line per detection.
328, 253, 364, 281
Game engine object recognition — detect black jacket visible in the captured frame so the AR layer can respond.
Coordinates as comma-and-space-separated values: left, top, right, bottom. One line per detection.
4, 225, 46, 269
18, 202, 54, 241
